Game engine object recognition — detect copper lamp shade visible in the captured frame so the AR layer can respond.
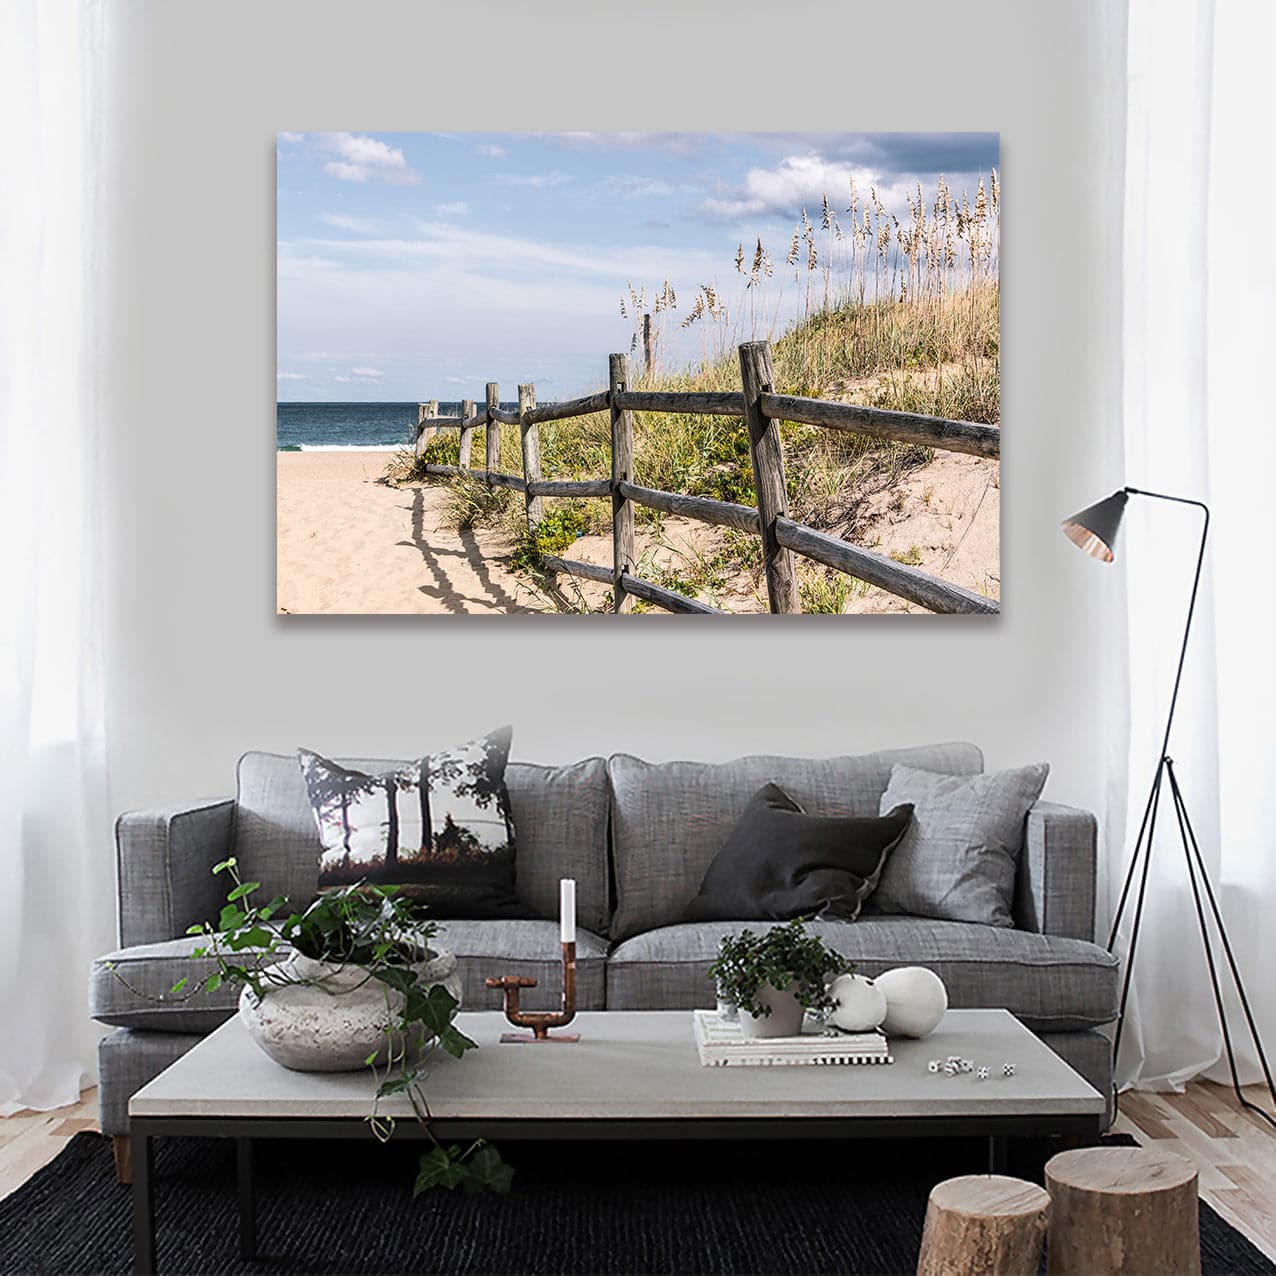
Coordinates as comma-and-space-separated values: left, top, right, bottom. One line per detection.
1061, 489, 1128, 562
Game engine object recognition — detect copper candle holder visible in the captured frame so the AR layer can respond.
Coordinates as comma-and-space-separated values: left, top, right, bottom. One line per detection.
486, 941, 580, 1042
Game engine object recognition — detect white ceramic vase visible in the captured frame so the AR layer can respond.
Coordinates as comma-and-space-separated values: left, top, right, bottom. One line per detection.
239, 950, 463, 1072
826, 972, 888, 1032
875, 965, 948, 1038
737, 982, 805, 1039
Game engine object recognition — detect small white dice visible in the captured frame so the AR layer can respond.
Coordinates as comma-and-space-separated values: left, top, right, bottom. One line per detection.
958, 1058, 973, 1074
976, 1065, 991, 1081
942, 1061, 959, 1077
1003, 1063, 1015, 1077
927, 1059, 940, 1074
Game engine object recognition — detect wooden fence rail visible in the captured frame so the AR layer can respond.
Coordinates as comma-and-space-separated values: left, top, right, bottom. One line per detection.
413, 339, 1000, 615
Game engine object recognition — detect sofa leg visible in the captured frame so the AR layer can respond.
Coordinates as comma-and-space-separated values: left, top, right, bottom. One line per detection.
112, 1134, 132, 1185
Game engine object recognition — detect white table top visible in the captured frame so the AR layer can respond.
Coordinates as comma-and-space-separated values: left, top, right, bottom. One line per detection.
130, 1009, 1103, 1121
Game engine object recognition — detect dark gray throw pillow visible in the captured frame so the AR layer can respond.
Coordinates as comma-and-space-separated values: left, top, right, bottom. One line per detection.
682, 783, 914, 924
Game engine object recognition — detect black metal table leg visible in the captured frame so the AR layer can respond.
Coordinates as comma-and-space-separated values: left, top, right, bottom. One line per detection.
132, 1129, 155, 1275
237, 1138, 255, 1260
987, 1135, 1007, 1173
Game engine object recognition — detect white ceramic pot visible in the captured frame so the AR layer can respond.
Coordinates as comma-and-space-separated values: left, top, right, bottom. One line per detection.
826, 972, 888, 1032
875, 965, 948, 1038
239, 950, 462, 1072
737, 982, 805, 1039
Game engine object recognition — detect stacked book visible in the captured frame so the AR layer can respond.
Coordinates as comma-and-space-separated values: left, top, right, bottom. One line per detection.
693, 1010, 893, 1067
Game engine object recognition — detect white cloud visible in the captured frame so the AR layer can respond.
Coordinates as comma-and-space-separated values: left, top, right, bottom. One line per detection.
318, 133, 419, 185
351, 367, 383, 377
444, 375, 470, 384
474, 143, 506, 158
696, 155, 921, 222
306, 222, 720, 285
278, 131, 304, 144
433, 201, 468, 217
598, 175, 674, 199
495, 171, 571, 189
296, 350, 385, 362
320, 212, 390, 234
277, 371, 307, 380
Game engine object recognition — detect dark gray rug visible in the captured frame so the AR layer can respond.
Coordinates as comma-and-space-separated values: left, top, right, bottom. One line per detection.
0, 1132, 1271, 1275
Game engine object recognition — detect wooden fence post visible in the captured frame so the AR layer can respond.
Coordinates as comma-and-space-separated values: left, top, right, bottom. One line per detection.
609, 353, 636, 613
519, 383, 543, 531
415, 399, 438, 459
458, 399, 475, 470
485, 382, 500, 480
738, 340, 799, 613
642, 313, 653, 378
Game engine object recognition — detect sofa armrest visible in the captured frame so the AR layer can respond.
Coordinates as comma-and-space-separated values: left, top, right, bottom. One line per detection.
115, 799, 235, 947
1014, 801, 1098, 941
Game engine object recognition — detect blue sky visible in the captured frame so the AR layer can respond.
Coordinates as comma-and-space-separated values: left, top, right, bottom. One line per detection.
277, 131, 998, 402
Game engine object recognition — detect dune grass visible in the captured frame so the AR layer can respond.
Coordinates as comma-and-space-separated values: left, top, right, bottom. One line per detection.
388, 171, 999, 605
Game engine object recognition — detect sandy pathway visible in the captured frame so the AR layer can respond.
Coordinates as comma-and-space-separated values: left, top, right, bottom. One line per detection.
277, 452, 546, 615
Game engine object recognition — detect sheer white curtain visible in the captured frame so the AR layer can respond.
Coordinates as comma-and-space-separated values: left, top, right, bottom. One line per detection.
0, 0, 114, 1113
1117, 0, 1276, 1094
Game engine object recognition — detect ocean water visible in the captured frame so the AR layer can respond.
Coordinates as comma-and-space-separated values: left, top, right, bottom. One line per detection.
277, 401, 518, 451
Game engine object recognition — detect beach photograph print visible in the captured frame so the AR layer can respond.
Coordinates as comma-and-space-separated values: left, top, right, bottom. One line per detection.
277, 131, 1000, 616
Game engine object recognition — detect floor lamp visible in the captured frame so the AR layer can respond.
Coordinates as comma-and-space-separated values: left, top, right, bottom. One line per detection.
1062, 486, 1276, 1132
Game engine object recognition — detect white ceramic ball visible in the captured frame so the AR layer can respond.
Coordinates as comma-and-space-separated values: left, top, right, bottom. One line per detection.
875, 966, 947, 1038
826, 973, 888, 1032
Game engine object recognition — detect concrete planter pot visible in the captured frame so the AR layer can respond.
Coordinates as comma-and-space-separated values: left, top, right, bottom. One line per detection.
737, 982, 805, 1039
239, 950, 463, 1072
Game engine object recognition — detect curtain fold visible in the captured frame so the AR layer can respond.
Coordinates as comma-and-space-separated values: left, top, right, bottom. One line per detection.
0, 0, 113, 1114
1118, 0, 1276, 1092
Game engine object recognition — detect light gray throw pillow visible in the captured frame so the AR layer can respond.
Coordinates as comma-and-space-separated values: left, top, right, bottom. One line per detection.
871, 762, 1050, 927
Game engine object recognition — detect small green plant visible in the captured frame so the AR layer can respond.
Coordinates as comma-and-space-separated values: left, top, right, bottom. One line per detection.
112, 862, 512, 1196
708, 918, 851, 1019
890, 545, 924, 567
509, 502, 591, 572
799, 569, 861, 614
445, 475, 510, 530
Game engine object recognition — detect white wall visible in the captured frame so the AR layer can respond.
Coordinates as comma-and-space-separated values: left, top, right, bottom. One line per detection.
101, 1, 1128, 819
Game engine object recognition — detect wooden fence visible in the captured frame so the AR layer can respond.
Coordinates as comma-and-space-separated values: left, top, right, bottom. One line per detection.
412, 341, 1000, 615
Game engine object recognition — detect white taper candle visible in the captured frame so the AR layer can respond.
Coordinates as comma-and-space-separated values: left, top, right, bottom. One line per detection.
559, 878, 576, 943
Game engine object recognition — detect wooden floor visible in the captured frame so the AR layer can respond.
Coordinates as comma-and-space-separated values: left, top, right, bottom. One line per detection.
1, 1084, 1273, 1261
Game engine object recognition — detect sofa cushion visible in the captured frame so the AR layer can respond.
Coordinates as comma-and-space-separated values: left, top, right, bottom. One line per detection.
232, 752, 611, 934
91, 921, 609, 1032
873, 762, 1051, 928
605, 917, 1120, 1031
429, 920, 608, 1012
90, 935, 254, 1033
607, 743, 984, 941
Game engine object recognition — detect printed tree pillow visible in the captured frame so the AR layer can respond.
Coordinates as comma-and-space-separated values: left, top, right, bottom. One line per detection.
297, 726, 527, 918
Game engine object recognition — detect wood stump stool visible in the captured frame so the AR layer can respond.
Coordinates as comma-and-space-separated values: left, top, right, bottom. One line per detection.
917, 1174, 1051, 1275
1044, 1146, 1200, 1275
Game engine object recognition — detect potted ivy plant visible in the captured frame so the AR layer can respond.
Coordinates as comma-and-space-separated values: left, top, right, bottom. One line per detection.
707, 918, 850, 1039
110, 858, 512, 1195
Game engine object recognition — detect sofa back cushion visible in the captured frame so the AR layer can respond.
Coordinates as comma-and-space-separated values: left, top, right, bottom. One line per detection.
232, 752, 611, 935
607, 743, 984, 941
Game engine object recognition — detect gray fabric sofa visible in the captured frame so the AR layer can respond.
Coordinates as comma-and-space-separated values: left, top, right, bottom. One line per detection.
91, 742, 1119, 1157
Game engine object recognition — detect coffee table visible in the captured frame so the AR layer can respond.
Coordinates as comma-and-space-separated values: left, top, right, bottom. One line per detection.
129, 1008, 1103, 1273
